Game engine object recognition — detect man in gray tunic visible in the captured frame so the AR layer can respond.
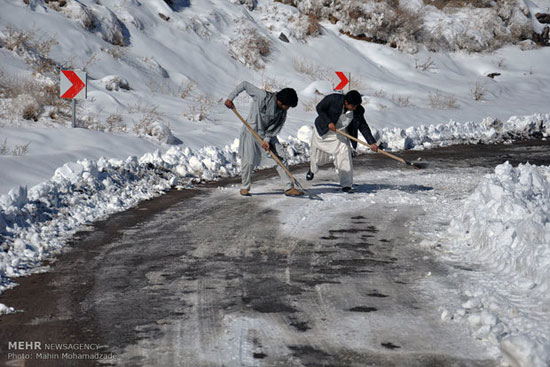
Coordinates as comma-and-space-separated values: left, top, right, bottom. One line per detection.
225, 81, 303, 197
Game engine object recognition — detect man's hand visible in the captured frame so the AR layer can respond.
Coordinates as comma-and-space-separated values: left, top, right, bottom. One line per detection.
370, 143, 379, 152
261, 141, 270, 151
328, 123, 336, 131
224, 99, 234, 109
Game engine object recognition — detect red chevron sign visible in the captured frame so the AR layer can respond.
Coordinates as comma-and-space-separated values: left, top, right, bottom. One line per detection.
334, 71, 349, 91
60, 70, 87, 99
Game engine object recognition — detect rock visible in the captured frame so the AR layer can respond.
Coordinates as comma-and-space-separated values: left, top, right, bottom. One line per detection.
535, 13, 550, 24
519, 39, 537, 51
279, 32, 289, 43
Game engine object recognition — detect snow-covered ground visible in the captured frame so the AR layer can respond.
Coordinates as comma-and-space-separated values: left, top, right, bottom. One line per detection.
1, 0, 550, 365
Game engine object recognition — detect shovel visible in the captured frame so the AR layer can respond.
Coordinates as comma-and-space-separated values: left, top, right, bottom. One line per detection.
231, 107, 322, 200
334, 129, 423, 169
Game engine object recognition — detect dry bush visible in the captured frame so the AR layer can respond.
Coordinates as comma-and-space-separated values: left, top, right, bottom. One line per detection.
392, 94, 413, 107
373, 89, 386, 98
261, 77, 286, 92
101, 46, 126, 60
133, 105, 162, 136
177, 81, 196, 99
415, 57, 434, 71
0, 74, 69, 122
0, 138, 30, 156
429, 90, 460, 109
287, 0, 533, 52
183, 95, 216, 122
292, 57, 333, 80
1, 26, 59, 74
229, 24, 271, 70
471, 81, 486, 101
106, 113, 127, 132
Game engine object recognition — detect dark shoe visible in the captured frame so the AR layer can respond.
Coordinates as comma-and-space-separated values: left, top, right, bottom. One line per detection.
306, 169, 314, 181
285, 187, 304, 196
342, 187, 355, 193
240, 189, 251, 196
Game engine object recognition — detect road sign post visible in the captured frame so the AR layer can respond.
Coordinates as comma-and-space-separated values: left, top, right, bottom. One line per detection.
60, 70, 87, 128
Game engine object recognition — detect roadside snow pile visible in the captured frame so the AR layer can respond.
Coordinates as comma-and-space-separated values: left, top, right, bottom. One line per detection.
0, 303, 14, 315
0, 139, 310, 294
447, 162, 550, 367
373, 113, 550, 151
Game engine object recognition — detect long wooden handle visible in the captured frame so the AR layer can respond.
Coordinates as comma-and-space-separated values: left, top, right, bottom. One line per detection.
231, 107, 297, 182
334, 129, 408, 165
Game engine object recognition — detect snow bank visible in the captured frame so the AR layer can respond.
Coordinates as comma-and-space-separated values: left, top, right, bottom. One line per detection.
447, 162, 550, 367
370, 113, 550, 151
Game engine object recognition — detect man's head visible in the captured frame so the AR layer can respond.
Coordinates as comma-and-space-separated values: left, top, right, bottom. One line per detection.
276, 88, 298, 110
344, 90, 362, 111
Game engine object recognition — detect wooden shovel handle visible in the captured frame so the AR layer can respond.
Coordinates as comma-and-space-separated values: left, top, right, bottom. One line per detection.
334, 129, 408, 165
231, 107, 297, 182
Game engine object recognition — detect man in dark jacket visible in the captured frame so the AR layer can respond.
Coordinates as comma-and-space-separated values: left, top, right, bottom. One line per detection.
307, 90, 378, 193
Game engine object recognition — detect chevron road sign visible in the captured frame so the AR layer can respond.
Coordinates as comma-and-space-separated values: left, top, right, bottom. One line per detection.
60, 70, 87, 99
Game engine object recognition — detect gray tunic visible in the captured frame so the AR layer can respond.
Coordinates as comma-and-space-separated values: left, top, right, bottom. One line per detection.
227, 81, 293, 190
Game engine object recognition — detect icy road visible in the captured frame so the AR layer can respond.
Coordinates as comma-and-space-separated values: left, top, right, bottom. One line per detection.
1, 140, 549, 367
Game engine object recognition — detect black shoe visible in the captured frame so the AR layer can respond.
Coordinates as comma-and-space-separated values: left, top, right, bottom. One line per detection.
306, 169, 314, 181
342, 187, 355, 193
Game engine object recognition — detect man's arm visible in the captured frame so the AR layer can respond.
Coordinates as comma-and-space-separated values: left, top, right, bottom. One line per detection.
315, 95, 335, 133
225, 81, 266, 108
355, 107, 378, 151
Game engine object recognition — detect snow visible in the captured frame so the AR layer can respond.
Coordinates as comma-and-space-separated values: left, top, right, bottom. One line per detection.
446, 163, 550, 367
1, 0, 550, 364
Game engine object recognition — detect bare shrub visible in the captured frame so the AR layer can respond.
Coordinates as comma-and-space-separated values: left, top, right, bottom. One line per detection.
229, 21, 271, 70
415, 57, 434, 71
102, 46, 126, 60
106, 113, 127, 132
1, 26, 59, 74
261, 77, 285, 92
429, 91, 460, 109
392, 95, 413, 107
471, 81, 486, 101
286, 0, 533, 52
0, 74, 68, 121
21, 100, 41, 121
373, 89, 386, 98
177, 81, 196, 99
292, 57, 333, 80
0, 138, 31, 156
183, 95, 216, 122
133, 106, 160, 136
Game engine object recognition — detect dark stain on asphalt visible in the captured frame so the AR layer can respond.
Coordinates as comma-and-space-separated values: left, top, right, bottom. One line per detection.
367, 292, 389, 298
253, 352, 267, 359
289, 318, 312, 332
381, 342, 402, 350
348, 306, 378, 312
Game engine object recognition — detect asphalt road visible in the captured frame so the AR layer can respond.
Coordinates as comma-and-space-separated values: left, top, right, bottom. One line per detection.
1, 139, 549, 367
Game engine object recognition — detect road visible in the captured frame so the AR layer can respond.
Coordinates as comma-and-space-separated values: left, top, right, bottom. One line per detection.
1, 139, 549, 367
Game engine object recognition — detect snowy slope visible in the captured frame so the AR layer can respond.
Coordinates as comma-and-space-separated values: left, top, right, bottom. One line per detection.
1, 0, 550, 195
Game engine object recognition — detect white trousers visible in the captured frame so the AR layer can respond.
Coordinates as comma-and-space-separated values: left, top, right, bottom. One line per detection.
310, 128, 353, 187
239, 127, 293, 191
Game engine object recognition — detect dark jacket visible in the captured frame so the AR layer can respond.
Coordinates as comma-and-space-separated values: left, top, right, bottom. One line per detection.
314, 94, 376, 149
